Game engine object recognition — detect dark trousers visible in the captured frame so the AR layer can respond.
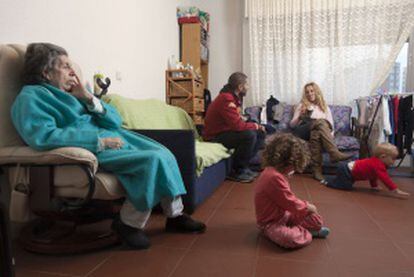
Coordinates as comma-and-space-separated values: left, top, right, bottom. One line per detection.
213, 130, 265, 172
326, 161, 354, 190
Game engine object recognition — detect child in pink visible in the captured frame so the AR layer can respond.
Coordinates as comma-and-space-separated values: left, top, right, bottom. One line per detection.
254, 133, 330, 249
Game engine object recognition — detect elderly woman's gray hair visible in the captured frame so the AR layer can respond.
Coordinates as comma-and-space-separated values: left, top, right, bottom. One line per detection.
22, 43, 68, 85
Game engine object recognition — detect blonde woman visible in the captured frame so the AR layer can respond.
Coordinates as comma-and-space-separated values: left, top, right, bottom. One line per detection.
289, 82, 351, 181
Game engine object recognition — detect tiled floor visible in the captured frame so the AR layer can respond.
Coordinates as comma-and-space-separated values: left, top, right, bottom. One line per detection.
13, 174, 414, 277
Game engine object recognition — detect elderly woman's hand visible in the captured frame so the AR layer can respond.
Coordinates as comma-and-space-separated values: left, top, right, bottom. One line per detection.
70, 74, 93, 104
100, 137, 124, 150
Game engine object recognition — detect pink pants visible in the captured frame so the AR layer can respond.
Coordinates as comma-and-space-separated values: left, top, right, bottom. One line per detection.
262, 211, 323, 249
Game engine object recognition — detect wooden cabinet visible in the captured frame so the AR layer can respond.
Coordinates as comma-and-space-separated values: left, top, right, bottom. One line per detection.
180, 22, 209, 88
166, 22, 209, 125
166, 69, 205, 125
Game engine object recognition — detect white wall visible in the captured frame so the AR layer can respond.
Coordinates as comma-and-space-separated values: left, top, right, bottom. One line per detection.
0, 0, 243, 100
0, 0, 186, 99
191, 0, 244, 98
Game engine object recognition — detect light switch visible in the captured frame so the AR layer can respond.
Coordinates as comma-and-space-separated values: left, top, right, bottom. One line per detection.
115, 71, 122, 81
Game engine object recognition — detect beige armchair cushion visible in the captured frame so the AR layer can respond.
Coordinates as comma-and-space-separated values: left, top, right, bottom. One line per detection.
54, 169, 124, 200
0, 146, 99, 173
0, 44, 26, 148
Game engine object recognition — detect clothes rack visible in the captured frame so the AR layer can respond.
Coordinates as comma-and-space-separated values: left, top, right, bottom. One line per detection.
356, 92, 414, 175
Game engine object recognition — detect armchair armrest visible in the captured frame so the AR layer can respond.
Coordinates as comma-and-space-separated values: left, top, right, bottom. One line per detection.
0, 146, 98, 210
132, 129, 196, 191
0, 146, 98, 173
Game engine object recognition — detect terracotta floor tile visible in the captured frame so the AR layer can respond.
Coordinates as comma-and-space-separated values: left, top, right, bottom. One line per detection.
11, 173, 414, 276
328, 237, 414, 272
257, 236, 332, 263
88, 246, 185, 277
395, 242, 414, 262
14, 246, 112, 276
338, 266, 414, 277
219, 184, 255, 210
316, 202, 388, 240
207, 208, 255, 229
353, 196, 414, 222
255, 256, 339, 277
377, 220, 414, 244
190, 226, 259, 257
307, 184, 355, 204
170, 249, 256, 277
195, 182, 234, 211
15, 269, 68, 277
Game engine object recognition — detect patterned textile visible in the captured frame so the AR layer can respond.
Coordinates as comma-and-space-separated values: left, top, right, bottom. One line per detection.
244, 106, 263, 123
335, 136, 360, 151
330, 105, 352, 136
274, 105, 294, 132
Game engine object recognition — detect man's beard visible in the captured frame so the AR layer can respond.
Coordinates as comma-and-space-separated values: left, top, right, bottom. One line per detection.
239, 91, 246, 97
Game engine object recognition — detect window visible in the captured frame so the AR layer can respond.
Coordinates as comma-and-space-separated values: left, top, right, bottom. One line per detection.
378, 42, 409, 93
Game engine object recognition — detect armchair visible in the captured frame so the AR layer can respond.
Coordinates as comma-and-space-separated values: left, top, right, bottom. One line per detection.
0, 44, 126, 254
0, 44, 224, 254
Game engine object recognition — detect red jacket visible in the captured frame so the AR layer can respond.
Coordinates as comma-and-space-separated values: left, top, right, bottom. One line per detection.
202, 91, 257, 140
351, 157, 397, 191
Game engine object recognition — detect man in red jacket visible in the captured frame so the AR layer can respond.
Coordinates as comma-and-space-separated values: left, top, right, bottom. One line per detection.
203, 72, 265, 182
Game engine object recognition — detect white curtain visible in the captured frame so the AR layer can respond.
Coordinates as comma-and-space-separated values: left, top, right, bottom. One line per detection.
246, 0, 414, 106
406, 30, 414, 92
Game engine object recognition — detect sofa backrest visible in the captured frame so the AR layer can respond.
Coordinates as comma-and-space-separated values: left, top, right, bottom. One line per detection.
103, 94, 199, 137
0, 45, 26, 148
273, 104, 352, 136
329, 105, 352, 136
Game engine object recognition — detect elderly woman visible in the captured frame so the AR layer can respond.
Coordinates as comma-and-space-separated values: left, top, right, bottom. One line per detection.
289, 82, 351, 181
11, 43, 206, 250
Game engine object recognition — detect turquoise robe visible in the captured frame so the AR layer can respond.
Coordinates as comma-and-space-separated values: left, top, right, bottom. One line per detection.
11, 84, 186, 211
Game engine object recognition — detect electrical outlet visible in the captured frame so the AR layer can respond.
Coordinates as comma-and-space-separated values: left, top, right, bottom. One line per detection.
115, 71, 122, 81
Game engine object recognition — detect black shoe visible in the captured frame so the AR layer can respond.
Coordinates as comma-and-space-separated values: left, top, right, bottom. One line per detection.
245, 168, 260, 178
226, 170, 254, 183
165, 214, 206, 233
111, 217, 150, 249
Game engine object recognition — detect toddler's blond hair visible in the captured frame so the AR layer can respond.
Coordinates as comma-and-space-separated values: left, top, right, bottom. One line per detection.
372, 143, 398, 158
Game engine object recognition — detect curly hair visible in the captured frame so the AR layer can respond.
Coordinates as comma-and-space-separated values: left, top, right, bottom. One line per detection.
262, 133, 311, 173
300, 82, 328, 113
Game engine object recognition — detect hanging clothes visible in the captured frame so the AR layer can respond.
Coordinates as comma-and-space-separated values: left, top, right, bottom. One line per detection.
396, 95, 414, 156
388, 97, 395, 144
393, 96, 400, 135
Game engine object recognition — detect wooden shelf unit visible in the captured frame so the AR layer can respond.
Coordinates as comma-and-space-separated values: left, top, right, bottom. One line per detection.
166, 69, 205, 125
180, 22, 209, 89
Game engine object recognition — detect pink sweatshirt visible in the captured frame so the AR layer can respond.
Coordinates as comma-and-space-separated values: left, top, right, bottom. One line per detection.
254, 167, 309, 227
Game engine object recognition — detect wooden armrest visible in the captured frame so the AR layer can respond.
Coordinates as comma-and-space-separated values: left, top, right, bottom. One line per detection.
0, 146, 98, 174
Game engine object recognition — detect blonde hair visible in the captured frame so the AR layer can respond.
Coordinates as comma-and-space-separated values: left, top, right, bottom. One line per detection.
262, 133, 310, 173
300, 82, 328, 113
373, 143, 398, 158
